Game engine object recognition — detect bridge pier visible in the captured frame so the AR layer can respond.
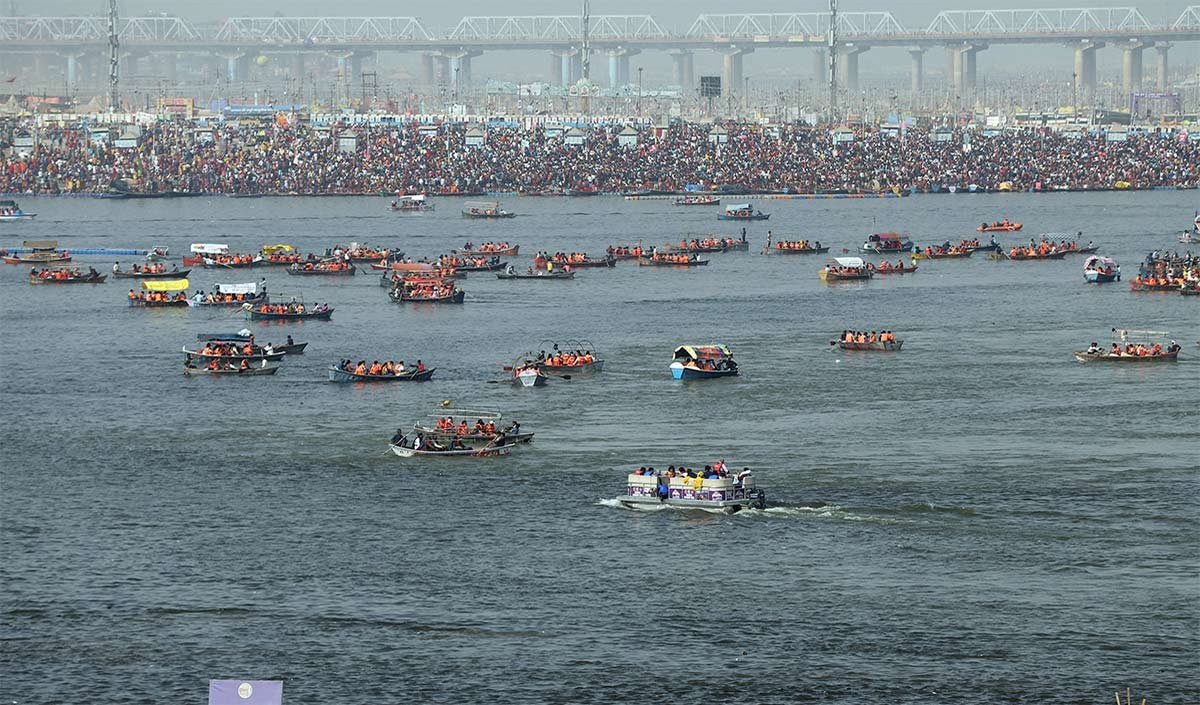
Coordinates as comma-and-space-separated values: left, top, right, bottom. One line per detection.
1121, 40, 1152, 94
65, 52, 84, 93
442, 50, 482, 86
435, 55, 451, 86
420, 53, 436, 86
908, 48, 925, 94
839, 44, 868, 93
718, 46, 752, 100
949, 44, 985, 92
669, 50, 694, 89
1072, 41, 1103, 97
291, 53, 306, 81
221, 52, 247, 82
812, 48, 826, 84
1155, 43, 1171, 90
606, 48, 638, 87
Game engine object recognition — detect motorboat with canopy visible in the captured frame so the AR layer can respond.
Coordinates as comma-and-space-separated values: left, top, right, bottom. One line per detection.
619, 464, 765, 513
670, 344, 738, 380
0, 200, 36, 221
536, 339, 604, 376
1073, 329, 1181, 362
461, 200, 515, 219
860, 232, 913, 254
819, 256, 873, 281
391, 194, 434, 212
717, 203, 769, 221
1083, 255, 1120, 283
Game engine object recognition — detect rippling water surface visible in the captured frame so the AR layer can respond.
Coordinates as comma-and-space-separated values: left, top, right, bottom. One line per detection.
1, 192, 1197, 704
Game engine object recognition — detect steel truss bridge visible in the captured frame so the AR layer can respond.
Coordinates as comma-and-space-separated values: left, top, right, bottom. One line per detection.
1, 7, 1198, 51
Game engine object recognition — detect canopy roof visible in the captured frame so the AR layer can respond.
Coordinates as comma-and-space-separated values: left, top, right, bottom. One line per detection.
23, 240, 57, 249
216, 282, 258, 295
398, 194, 426, 202
833, 256, 865, 267
1083, 255, 1116, 269
464, 200, 499, 209
141, 278, 189, 292
725, 203, 751, 211
868, 232, 905, 242
190, 243, 229, 254
673, 344, 732, 361
261, 244, 293, 254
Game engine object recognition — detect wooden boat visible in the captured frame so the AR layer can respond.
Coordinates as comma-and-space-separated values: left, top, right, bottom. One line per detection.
286, 262, 357, 276
537, 339, 603, 376
183, 243, 228, 267
1003, 250, 1069, 260
389, 442, 515, 458
341, 248, 404, 263
1128, 279, 1181, 292
0, 200, 36, 221
412, 409, 534, 448
111, 267, 191, 279
327, 365, 435, 382
3, 240, 71, 265
966, 242, 1001, 254
29, 270, 107, 284
1074, 349, 1179, 362
454, 259, 506, 272
247, 305, 333, 321
620, 470, 766, 513
131, 297, 190, 308
129, 278, 191, 307
455, 243, 519, 257
183, 346, 286, 363
867, 263, 918, 274
637, 255, 709, 267
917, 249, 973, 259
763, 242, 829, 255
717, 203, 769, 221
203, 255, 264, 269
834, 339, 904, 351
189, 292, 267, 308
978, 222, 1022, 232
496, 269, 575, 280
1057, 245, 1100, 255
673, 195, 720, 206
671, 344, 738, 380
371, 261, 439, 272
390, 287, 465, 304
861, 232, 913, 254
275, 342, 308, 354
512, 366, 548, 387
820, 256, 874, 281
551, 256, 615, 269
462, 200, 515, 219
196, 332, 306, 355
183, 363, 280, 376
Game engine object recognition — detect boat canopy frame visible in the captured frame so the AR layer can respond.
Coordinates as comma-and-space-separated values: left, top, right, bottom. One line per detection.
673, 344, 733, 362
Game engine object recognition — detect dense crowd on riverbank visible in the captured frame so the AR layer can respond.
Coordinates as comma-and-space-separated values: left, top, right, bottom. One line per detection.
2, 119, 1197, 195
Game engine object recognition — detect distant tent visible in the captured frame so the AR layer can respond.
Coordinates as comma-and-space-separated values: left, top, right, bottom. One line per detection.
617, 125, 638, 148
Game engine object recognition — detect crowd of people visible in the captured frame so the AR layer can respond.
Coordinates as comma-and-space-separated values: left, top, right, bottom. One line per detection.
114, 262, 175, 274
771, 238, 825, 251
256, 301, 329, 314
432, 417, 499, 436
1083, 340, 1181, 358
839, 330, 899, 345
5, 119, 1198, 196
398, 280, 458, 300
536, 348, 597, 368
291, 259, 353, 273
631, 461, 754, 488
195, 340, 266, 358
459, 241, 514, 254
128, 289, 187, 304
1132, 250, 1200, 290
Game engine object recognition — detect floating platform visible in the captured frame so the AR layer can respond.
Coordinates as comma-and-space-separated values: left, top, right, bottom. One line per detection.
1, 247, 151, 256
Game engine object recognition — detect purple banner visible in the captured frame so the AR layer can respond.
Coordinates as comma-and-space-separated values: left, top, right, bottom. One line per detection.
209, 680, 283, 705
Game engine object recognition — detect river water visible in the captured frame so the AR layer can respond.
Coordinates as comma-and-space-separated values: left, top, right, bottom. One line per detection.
1, 192, 1197, 704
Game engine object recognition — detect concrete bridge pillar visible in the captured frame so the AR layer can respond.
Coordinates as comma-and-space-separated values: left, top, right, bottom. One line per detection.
605, 48, 638, 87
1155, 43, 1171, 90
669, 49, 694, 89
1072, 41, 1103, 97
291, 53, 306, 81
443, 50, 482, 86
908, 48, 925, 94
812, 48, 826, 84
65, 53, 83, 92
838, 45, 868, 93
571, 51, 583, 83
421, 53, 436, 86
435, 55, 451, 86
949, 44, 985, 92
220, 52, 247, 82
1121, 40, 1152, 94
718, 46, 753, 99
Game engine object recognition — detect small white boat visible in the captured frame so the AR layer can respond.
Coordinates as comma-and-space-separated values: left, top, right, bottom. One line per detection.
0, 200, 36, 221
513, 366, 547, 387
389, 442, 514, 457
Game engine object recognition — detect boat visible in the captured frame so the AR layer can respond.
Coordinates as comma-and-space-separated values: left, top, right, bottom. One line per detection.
111, 265, 191, 279
563, 185, 600, 197
182, 345, 286, 364
915, 246, 973, 259
183, 243, 229, 266
1083, 255, 1121, 283
637, 254, 709, 267
388, 441, 515, 458
246, 300, 334, 321
451, 257, 506, 272
832, 333, 904, 351
866, 262, 918, 275
3, 240, 71, 265
606, 245, 645, 261
1128, 277, 1184, 292
183, 362, 281, 376
717, 203, 769, 221
540, 254, 615, 269
763, 237, 829, 255
128, 278, 191, 307
966, 241, 1001, 254
287, 261, 356, 276
327, 363, 435, 382
371, 261, 440, 272
189, 282, 268, 307
0, 199, 36, 221
673, 195, 720, 206
619, 466, 765, 513
670, 344, 739, 380
860, 232, 913, 254
196, 331, 306, 355
496, 266, 575, 280
144, 246, 171, 262
509, 356, 549, 387
336, 245, 404, 263
389, 281, 465, 303
390, 194, 434, 212
977, 221, 1022, 232
455, 242, 519, 257
29, 267, 106, 284
108, 178, 200, 199
203, 253, 264, 269
1001, 249, 1069, 261
462, 200, 515, 219
412, 409, 534, 447
819, 256, 874, 281
536, 339, 604, 376
1073, 329, 1181, 362
662, 235, 747, 254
